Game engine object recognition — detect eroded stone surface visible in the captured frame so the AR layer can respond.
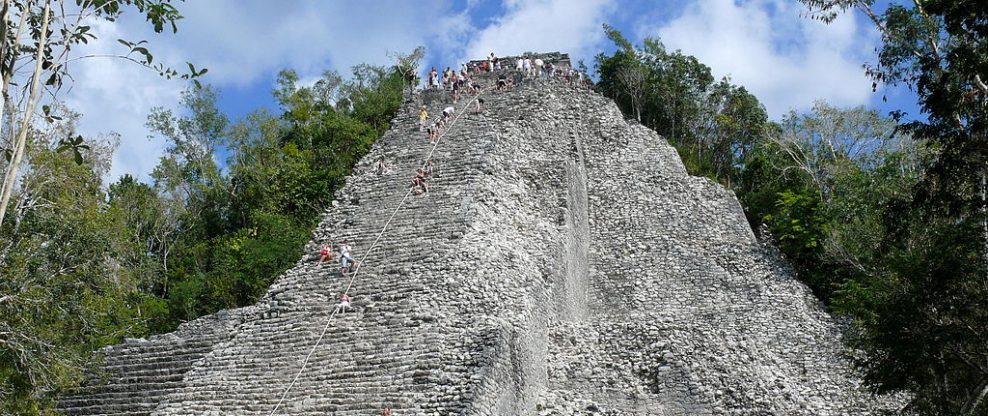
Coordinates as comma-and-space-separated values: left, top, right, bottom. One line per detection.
57, 54, 901, 416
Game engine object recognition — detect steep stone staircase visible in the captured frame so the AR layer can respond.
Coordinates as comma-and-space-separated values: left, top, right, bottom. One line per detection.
58, 58, 901, 415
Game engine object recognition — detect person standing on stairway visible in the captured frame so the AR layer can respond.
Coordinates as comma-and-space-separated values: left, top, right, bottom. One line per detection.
339, 239, 355, 274
418, 106, 428, 132
426, 123, 436, 144
473, 95, 484, 114
451, 77, 462, 103
376, 156, 392, 175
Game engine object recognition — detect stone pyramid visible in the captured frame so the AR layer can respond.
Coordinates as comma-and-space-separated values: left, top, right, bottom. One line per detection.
58, 53, 901, 416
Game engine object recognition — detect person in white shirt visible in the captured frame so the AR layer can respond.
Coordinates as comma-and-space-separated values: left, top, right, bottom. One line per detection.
339, 239, 354, 273
336, 292, 351, 313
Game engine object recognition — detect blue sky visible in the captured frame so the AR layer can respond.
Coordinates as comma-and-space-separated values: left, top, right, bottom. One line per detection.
60, 0, 920, 182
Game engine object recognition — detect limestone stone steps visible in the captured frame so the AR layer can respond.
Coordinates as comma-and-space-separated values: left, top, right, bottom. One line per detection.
56, 402, 161, 416
264, 272, 436, 305
154, 349, 442, 387
77, 365, 189, 385
148, 324, 464, 414
99, 339, 216, 359
57, 385, 180, 406
57, 342, 218, 414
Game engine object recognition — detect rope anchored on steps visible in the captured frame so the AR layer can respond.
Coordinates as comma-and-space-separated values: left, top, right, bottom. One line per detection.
269, 87, 488, 415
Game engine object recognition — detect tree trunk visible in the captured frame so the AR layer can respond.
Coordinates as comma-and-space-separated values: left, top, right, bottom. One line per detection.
0, 0, 9, 133
1, 0, 31, 146
982, 169, 988, 288
0, 0, 49, 228
963, 379, 988, 416
0, 0, 9, 72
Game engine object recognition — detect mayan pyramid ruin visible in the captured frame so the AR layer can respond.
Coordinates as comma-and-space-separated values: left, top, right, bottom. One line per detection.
57, 53, 901, 415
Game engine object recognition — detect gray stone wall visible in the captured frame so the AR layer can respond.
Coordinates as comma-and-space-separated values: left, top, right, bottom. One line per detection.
57, 64, 902, 415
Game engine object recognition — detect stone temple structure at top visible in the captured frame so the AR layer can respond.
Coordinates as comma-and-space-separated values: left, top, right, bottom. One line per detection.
58, 53, 901, 415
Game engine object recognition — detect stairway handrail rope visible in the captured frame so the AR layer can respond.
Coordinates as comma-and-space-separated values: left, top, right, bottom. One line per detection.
269, 86, 488, 415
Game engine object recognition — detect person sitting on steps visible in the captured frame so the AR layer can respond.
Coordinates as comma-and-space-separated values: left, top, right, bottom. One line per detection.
318, 241, 334, 263
336, 292, 351, 313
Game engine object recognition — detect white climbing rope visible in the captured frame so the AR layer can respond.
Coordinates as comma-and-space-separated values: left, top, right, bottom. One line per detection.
269, 87, 488, 415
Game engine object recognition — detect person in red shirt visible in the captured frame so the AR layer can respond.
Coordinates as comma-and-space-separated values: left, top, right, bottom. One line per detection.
318, 241, 334, 263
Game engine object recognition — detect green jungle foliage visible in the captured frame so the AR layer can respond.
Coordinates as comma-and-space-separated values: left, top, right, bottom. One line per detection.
0, 62, 406, 413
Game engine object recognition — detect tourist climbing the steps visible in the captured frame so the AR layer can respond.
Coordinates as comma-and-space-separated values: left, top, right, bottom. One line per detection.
319, 241, 335, 263
424, 159, 434, 177
426, 123, 437, 143
452, 77, 462, 102
496, 73, 509, 91
418, 106, 428, 132
335, 292, 351, 313
382, 407, 392, 416
473, 95, 484, 114
411, 168, 429, 195
376, 156, 392, 175
339, 239, 355, 274
468, 78, 482, 94
442, 105, 455, 123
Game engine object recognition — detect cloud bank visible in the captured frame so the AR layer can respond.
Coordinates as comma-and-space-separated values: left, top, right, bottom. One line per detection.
645, 0, 876, 118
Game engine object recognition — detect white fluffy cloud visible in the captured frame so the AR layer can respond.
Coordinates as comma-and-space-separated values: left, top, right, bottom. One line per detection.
646, 0, 876, 118
462, 0, 615, 67
61, 20, 180, 181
